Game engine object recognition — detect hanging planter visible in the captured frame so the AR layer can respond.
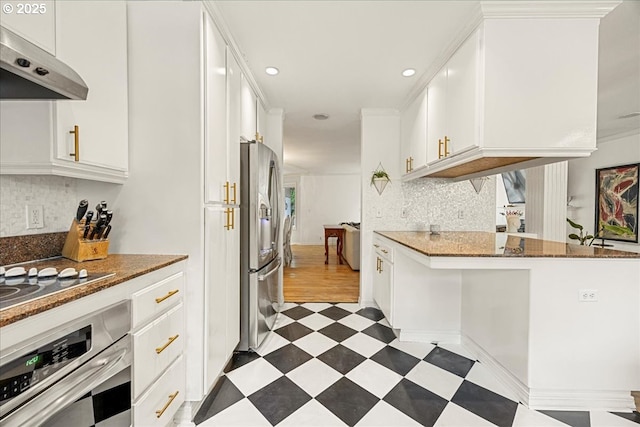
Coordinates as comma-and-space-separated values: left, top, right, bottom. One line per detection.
370, 163, 391, 195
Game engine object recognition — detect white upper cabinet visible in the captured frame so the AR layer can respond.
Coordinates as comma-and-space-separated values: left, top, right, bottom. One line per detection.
400, 89, 428, 175
0, 1, 56, 53
240, 75, 257, 141
226, 47, 241, 203
0, 0, 128, 183
256, 100, 267, 144
426, 69, 447, 163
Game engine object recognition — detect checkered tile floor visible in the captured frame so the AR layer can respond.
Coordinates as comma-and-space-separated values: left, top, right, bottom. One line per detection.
194, 303, 640, 427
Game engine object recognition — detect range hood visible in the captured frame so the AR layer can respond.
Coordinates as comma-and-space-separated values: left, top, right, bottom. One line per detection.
0, 26, 88, 100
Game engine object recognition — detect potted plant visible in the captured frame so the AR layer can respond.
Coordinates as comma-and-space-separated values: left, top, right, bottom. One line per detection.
566, 218, 632, 246
370, 168, 391, 195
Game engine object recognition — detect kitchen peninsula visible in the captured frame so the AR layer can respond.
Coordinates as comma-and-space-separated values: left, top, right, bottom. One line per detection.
372, 231, 640, 411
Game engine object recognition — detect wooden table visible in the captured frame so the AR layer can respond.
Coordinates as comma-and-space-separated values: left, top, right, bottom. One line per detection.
323, 225, 344, 264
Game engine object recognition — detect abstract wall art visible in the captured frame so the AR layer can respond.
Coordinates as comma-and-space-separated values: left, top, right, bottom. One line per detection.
595, 163, 639, 243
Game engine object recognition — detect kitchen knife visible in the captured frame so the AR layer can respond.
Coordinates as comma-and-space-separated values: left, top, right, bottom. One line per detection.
76, 199, 88, 222
90, 214, 107, 239
83, 211, 94, 239
97, 210, 113, 239
95, 201, 107, 215
103, 224, 112, 239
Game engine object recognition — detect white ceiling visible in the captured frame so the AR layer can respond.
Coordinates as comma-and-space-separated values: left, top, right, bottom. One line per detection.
216, 1, 640, 176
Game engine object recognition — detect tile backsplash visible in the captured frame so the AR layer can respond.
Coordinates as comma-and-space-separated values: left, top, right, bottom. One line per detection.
0, 175, 78, 237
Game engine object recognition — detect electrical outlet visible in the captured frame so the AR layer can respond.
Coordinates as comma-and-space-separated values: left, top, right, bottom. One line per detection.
458, 210, 465, 219
579, 289, 598, 302
376, 208, 382, 218
26, 205, 44, 229
401, 207, 408, 218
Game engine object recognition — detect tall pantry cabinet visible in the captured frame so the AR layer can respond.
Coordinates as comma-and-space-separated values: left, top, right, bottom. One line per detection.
125, 1, 260, 406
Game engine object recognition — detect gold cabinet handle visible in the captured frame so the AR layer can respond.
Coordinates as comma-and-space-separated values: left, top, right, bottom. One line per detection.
69, 125, 79, 162
379, 259, 383, 273
409, 156, 413, 172
438, 138, 443, 159
376, 257, 380, 272
373, 244, 380, 248
381, 249, 388, 254
224, 182, 230, 204
231, 183, 237, 205
155, 334, 179, 354
155, 289, 179, 304
444, 135, 450, 157
230, 207, 235, 230
224, 208, 232, 230
155, 391, 179, 418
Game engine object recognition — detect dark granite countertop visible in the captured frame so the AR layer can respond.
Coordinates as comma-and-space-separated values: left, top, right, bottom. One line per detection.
0, 254, 187, 327
375, 231, 640, 258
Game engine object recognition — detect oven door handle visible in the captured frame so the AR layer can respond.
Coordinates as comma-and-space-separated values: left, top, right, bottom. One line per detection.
1, 336, 131, 427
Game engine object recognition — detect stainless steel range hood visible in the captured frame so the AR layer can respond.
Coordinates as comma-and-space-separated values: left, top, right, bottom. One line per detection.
0, 26, 88, 100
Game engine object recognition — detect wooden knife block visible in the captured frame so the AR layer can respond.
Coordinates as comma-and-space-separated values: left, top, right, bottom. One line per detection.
62, 219, 109, 262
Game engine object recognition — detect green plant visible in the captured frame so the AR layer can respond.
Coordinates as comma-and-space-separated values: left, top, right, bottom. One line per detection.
370, 170, 391, 186
567, 218, 633, 246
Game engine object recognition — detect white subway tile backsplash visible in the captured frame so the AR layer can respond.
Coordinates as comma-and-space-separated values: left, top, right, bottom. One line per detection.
0, 175, 78, 237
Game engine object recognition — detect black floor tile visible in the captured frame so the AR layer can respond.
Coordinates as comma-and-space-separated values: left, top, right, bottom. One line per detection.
318, 322, 358, 342
539, 410, 591, 427
383, 378, 448, 427
274, 322, 313, 342
611, 411, 640, 424
282, 305, 314, 320
317, 344, 366, 375
451, 380, 518, 427
356, 307, 385, 321
370, 346, 421, 376
193, 376, 244, 424
223, 351, 261, 373
316, 377, 379, 426
424, 346, 475, 378
264, 343, 313, 374
248, 376, 312, 425
318, 305, 352, 321
361, 323, 396, 344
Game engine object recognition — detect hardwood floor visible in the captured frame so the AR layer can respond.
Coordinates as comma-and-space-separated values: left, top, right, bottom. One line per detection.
283, 245, 359, 303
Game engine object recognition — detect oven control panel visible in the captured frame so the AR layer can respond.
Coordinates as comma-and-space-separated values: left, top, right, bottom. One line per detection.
0, 326, 91, 405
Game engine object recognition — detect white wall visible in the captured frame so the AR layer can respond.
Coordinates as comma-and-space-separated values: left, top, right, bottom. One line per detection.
567, 132, 640, 253
289, 174, 361, 245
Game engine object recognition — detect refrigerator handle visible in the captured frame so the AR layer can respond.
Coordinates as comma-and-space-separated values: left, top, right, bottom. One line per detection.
257, 258, 282, 281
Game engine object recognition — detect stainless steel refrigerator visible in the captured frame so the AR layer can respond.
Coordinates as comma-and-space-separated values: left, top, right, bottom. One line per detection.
239, 140, 282, 351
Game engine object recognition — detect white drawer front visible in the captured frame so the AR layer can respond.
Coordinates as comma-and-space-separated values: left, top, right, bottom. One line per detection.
133, 355, 185, 427
132, 272, 184, 329
133, 303, 184, 399
374, 240, 393, 262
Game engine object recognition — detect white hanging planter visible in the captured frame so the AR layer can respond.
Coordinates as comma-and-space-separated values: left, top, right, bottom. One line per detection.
370, 162, 391, 196
372, 177, 389, 195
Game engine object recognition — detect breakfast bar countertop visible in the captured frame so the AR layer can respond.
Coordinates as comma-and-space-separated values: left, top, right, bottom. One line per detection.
0, 254, 187, 327
374, 231, 640, 259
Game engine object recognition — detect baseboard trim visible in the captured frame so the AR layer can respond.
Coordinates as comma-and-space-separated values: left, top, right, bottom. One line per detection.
398, 330, 461, 344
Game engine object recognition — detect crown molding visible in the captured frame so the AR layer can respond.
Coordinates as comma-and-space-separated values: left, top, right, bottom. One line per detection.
360, 108, 400, 118
479, 1, 621, 19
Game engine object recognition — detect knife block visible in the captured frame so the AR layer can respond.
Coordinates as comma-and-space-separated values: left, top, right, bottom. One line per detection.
62, 219, 109, 262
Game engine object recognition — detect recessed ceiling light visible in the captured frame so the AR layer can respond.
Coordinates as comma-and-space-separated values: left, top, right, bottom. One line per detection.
313, 114, 329, 120
618, 112, 640, 119
265, 66, 279, 76
402, 68, 416, 77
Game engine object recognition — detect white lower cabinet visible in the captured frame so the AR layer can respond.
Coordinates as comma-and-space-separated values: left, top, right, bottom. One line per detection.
372, 239, 394, 324
133, 355, 186, 427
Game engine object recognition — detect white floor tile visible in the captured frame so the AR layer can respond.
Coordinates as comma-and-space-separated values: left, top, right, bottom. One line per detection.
341, 333, 387, 358
338, 314, 376, 331
198, 398, 271, 426
355, 400, 423, 426
345, 359, 403, 398
511, 405, 569, 426
303, 302, 334, 312
378, 318, 391, 327
464, 363, 520, 403
437, 342, 477, 360
405, 360, 464, 401
336, 302, 362, 313
274, 314, 295, 329
389, 339, 436, 359
434, 402, 498, 427
590, 410, 640, 427
297, 313, 335, 331
225, 358, 283, 396
286, 358, 343, 397
255, 331, 290, 356
293, 332, 338, 356
276, 398, 348, 426
280, 302, 300, 311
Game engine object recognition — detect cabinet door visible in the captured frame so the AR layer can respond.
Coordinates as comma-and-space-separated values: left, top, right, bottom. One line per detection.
240, 75, 257, 141
256, 100, 267, 143
400, 91, 427, 174
447, 30, 480, 155
227, 48, 242, 201
426, 69, 447, 164
225, 207, 240, 355
376, 257, 392, 324
54, 1, 128, 172
0, 1, 56, 53
204, 14, 228, 204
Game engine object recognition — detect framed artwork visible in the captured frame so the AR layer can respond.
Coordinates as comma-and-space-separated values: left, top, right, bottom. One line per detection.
595, 163, 639, 243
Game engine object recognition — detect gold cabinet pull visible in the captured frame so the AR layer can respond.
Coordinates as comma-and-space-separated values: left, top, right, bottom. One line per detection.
409, 156, 413, 172
231, 183, 237, 205
69, 125, 79, 162
224, 208, 232, 230
230, 207, 235, 230
376, 257, 380, 272
155, 334, 179, 354
405, 158, 409, 173
155, 391, 179, 418
444, 135, 450, 157
155, 289, 179, 304
438, 138, 443, 159
224, 181, 230, 204
381, 249, 388, 254
373, 244, 380, 248
379, 259, 383, 273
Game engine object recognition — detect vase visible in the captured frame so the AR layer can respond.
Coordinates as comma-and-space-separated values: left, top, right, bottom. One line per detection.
506, 215, 521, 233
